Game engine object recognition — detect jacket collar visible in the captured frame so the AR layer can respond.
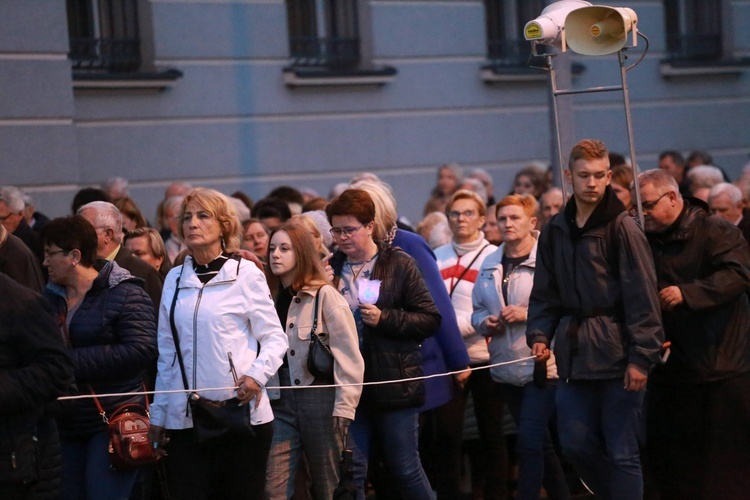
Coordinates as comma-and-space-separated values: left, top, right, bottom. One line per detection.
560, 185, 625, 240
46, 260, 136, 298
177, 254, 242, 288
482, 231, 538, 270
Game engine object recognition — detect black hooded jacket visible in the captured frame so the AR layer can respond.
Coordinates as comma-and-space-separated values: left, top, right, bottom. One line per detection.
527, 186, 664, 380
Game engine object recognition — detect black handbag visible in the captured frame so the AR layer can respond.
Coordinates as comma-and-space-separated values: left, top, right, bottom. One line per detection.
169, 272, 253, 445
307, 288, 334, 382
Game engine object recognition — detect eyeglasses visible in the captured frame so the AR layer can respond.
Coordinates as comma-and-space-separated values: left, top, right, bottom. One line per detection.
43, 249, 67, 259
641, 192, 670, 213
330, 225, 364, 238
448, 210, 478, 220
0, 213, 16, 222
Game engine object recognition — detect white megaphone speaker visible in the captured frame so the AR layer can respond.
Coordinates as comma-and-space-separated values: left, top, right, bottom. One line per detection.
565, 6, 638, 55
524, 0, 592, 51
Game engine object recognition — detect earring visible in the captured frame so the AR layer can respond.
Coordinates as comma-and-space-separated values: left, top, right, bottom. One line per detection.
73, 261, 78, 267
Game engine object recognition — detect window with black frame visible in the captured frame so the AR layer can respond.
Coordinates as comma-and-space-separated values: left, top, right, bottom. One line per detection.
484, 0, 545, 67
664, 0, 723, 63
286, 0, 360, 69
66, 0, 141, 72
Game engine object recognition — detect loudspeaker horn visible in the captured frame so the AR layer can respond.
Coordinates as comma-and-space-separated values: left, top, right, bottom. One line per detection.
565, 6, 638, 56
524, 0, 592, 51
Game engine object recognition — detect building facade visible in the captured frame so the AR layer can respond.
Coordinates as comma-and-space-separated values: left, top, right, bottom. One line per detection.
2, 0, 749, 223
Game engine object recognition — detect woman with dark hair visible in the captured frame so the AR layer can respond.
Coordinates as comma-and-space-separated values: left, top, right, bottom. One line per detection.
41, 216, 157, 500
512, 165, 549, 200
264, 222, 364, 499
327, 188, 441, 499
148, 188, 287, 499
423, 163, 463, 216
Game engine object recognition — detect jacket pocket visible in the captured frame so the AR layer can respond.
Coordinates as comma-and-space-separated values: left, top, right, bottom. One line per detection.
0, 427, 39, 486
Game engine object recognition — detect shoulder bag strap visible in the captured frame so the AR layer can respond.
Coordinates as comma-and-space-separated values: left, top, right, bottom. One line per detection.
168, 273, 190, 392
311, 287, 322, 335
449, 244, 491, 298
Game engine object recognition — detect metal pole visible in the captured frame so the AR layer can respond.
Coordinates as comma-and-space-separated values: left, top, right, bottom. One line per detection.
547, 55, 569, 201
619, 50, 644, 228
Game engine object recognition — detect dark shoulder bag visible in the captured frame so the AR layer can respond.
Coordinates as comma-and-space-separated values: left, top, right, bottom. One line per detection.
169, 273, 253, 444
307, 286, 335, 382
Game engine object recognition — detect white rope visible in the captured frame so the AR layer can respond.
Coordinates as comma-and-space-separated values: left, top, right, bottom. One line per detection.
57, 356, 536, 401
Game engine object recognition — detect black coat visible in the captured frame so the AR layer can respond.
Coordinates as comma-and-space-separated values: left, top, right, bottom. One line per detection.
647, 198, 750, 384
0, 273, 74, 497
527, 186, 664, 380
332, 244, 441, 411
44, 261, 157, 439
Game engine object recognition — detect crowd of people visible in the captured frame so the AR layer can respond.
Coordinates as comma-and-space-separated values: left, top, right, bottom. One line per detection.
1, 141, 749, 500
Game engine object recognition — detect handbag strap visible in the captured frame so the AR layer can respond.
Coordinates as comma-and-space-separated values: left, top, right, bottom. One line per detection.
169, 272, 190, 392
310, 287, 322, 335
89, 383, 149, 424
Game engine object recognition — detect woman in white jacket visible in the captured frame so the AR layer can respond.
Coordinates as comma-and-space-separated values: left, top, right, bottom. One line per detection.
149, 188, 288, 499
264, 222, 364, 499
472, 194, 569, 500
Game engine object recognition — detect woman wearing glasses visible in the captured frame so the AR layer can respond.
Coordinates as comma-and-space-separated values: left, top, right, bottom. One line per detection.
41, 216, 157, 500
472, 195, 569, 500
327, 188, 441, 499
433, 190, 506, 498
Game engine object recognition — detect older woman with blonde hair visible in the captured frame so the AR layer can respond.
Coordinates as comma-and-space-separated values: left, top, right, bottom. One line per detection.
472, 195, 568, 500
124, 227, 171, 279
149, 188, 288, 500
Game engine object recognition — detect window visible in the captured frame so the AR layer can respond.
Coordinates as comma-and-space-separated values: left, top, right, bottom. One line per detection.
283, 0, 395, 86
664, 0, 724, 63
66, 0, 141, 72
286, 0, 360, 69
484, 0, 545, 67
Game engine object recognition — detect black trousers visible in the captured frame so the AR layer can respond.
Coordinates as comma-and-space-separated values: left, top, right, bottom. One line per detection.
646, 371, 750, 500
164, 423, 273, 500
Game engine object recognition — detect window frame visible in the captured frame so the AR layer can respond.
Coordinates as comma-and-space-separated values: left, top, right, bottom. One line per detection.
661, 0, 750, 77
66, 0, 181, 90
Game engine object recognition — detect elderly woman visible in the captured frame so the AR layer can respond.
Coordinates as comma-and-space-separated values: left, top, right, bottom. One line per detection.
148, 188, 288, 499
264, 222, 364, 499
327, 188, 441, 499
124, 227, 171, 280
41, 216, 157, 500
472, 195, 569, 500
434, 190, 507, 498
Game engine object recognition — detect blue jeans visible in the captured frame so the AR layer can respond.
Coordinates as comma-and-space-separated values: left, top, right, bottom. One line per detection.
350, 406, 435, 500
500, 380, 569, 500
556, 379, 645, 500
61, 431, 138, 500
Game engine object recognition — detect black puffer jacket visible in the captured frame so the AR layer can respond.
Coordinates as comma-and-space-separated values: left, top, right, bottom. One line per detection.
332, 244, 441, 410
0, 273, 74, 497
647, 198, 750, 384
527, 187, 664, 380
44, 260, 157, 439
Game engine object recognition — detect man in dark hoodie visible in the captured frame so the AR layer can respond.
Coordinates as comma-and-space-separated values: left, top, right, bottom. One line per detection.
526, 139, 663, 499
637, 169, 750, 499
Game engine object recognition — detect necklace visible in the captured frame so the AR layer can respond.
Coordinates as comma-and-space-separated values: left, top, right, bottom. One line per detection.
346, 253, 378, 282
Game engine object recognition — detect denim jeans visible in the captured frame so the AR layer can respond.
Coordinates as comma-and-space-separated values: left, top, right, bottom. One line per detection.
556, 379, 645, 500
61, 431, 138, 500
349, 406, 435, 500
499, 380, 570, 500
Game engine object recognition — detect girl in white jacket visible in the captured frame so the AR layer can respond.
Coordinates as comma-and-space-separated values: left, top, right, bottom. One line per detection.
472, 194, 569, 500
